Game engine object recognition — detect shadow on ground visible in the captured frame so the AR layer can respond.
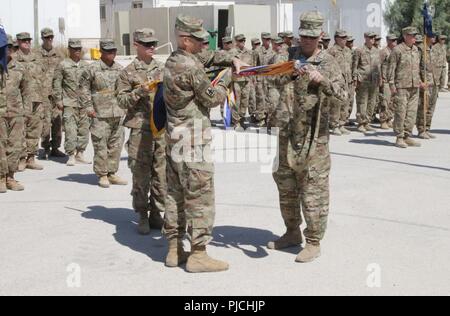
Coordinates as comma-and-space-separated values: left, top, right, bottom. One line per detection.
58, 173, 99, 186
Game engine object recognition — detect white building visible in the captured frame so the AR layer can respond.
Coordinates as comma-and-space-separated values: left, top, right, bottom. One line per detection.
0, 0, 101, 45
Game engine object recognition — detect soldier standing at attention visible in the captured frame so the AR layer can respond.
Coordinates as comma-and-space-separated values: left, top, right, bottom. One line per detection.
14, 32, 46, 171
388, 27, 423, 148
162, 15, 244, 272
52, 39, 91, 166
80, 39, 127, 188
379, 34, 398, 130
268, 11, 346, 263
37, 28, 65, 160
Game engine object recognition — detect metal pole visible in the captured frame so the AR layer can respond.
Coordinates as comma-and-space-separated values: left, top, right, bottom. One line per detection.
34, 0, 39, 47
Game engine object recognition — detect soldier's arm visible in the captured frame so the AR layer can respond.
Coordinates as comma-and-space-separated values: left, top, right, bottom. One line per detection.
352, 49, 360, 82
20, 69, 33, 114
191, 67, 231, 109
387, 50, 398, 92
198, 50, 239, 68
116, 69, 148, 110
320, 58, 347, 102
79, 68, 95, 115
52, 63, 64, 109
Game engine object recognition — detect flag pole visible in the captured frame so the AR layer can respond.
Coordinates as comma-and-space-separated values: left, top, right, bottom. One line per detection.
423, 1, 429, 133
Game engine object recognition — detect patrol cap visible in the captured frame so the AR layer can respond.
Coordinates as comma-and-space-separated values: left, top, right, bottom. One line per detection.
134, 28, 158, 43
375, 34, 382, 40
334, 29, 348, 38
203, 36, 210, 44
251, 38, 261, 45
402, 26, 419, 36
41, 28, 54, 38
7, 34, 13, 46
364, 31, 377, 38
234, 34, 246, 42
347, 35, 355, 42
284, 31, 294, 38
68, 38, 82, 49
175, 14, 209, 40
261, 32, 272, 40
322, 33, 331, 41
16, 32, 32, 41
415, 35, 423, 43
222, 36, 232, 44
439, 34, 447, 40
278, 32, 286, 38
299, 11, 325, 38
386, 33, 398, 41
273, 37, 284, 45
100, 39, 117, 50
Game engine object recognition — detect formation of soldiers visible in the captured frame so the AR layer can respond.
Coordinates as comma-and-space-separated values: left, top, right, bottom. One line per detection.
0, 10, 448, 272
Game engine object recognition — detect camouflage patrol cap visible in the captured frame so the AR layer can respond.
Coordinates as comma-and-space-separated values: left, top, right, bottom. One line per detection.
251, 38, 261, 45
334, 29, 348, 38
175, 14, 209, 40
284, 31, 294, 38
415, 35, 423, 43
347, 35, 355, 42
68, 39, 82, 49
273, 37, 284, 45
222, 36, 232, 44
402, 26, 419, 35
7, 34, 13, 46
16, 32, 32, 41
299, 11, 324, 37
41, 28, 54, 38
375, 34, 382, 40
261, 32, 271, 40
234, 34, 246, 42
439, 34, 447, 40
134, 28, 158, 43
322, 33, 331, 41
13, 39, 18, 48
278, 32, 286, 38
100, 39, 117, 50
364, 32, 377, 38
202, 36, 210, 44
386, 33, 398, 41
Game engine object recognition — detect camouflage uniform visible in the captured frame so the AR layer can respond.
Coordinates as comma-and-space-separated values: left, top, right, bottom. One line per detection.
352, 35, 381, 127
434, 40, 447, 89
388, 28, 422, 140
162, 18, 233, 247
36, 29, 64, 154
52, 45, 90, 156
327, 34, 352, 130
273, 12, 346, 251
232, 35, 254, 127
14, 33, 46, 160
0, 70, 7, 182
379, 42, 396, 124
416, 43, 439, 134
117, 55, 166, 215
80, 48, 125, 178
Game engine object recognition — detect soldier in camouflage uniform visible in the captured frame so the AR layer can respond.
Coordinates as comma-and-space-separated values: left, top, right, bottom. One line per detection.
80, 39, 127, 188
252, 32, 274, 126
379, 34, 398, 130
327, 29, 352, 136
346, 35, 356, 124
53, 39, 91, 166
37, 28, 65, 160
388, 27, 423, 148
162, 15, 243, 272
416, 35, 439, 140
0, 35, 31, 192
352, 32, 381, 133
248, 38, 261, 121
268, 11, 346, 263
117, 29, 166, 235
14, 32, 46, 171
320, 33, 331, 51
0, 71, 6, 193
434, 35, 447, 92
232, 34, 254, 129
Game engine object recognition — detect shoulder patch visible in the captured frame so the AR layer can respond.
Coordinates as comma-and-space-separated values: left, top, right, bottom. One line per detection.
206, 87, 216, 98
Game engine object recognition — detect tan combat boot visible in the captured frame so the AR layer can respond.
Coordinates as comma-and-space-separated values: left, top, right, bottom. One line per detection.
331, 127, 342, 136
427, 132, 436, 139
357, 125, 367, 133
6, 175, 24, 191
98, 176, 110, 188
418, 132, 430, 140
75, 151, 91, 164
0, 177, 6, 193
186, 245, 229, 273
165, 239, 190, 268
404, 137, 421, 147
380, 122, 390, 130
66, 154, 76, 166
365, 124, 376, 132
18, 158, 27, 172
138, 211, 150, 235
395, 137, 408, 148
26, 156, 44, 170
339, 126, 351, 135
267, 228, 303, 250
108, 174, 128, 186
149, 211, 164, 230
295, 243, 321, 263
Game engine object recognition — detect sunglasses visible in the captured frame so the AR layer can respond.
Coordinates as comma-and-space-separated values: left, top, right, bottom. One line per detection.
238, 39, 246, 43
19, 39, 32, 43
43, 36, 54, 40
301, 36, 319, 40
179, 35, 203, 42
138, 41, 158, 48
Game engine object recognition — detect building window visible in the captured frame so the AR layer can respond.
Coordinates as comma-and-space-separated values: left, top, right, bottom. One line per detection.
132, 1, 143, 9
100, 5, 106, 20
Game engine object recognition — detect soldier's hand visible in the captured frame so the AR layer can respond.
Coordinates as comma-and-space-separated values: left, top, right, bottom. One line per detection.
56, 102, 64, 111
233, 58, 249, 74
309, 70, 324, 84
87, 110, 97, 118
390, 86, 397, 95
137, 84, 151, 97
419, 82, 428, 90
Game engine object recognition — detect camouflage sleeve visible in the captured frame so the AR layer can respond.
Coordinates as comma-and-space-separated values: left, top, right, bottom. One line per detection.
191, 67, 231, 109
52, 62, 64, 107
320, 57, 347, 102
116, 70, 146, 110
197, 50, 237, 68
20, 68, 33, 114
79, 67, 94, 112
387, 49, 398, 87
352, 49, 361, 82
